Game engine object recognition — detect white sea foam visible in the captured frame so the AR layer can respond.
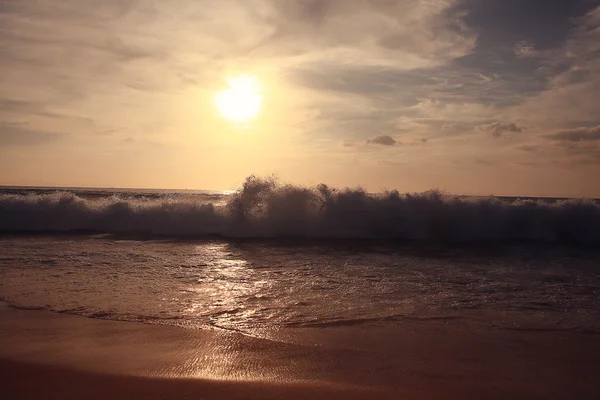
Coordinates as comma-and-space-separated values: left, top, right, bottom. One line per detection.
1, 176, 599, 243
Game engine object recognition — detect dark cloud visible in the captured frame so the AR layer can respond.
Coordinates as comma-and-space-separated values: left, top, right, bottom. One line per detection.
290, 48, 553, 119
541, 126, 600, 165
285, 0, 600, 119
548, 126, 600, 142
514, 40, 538, 57
477, 122, 525, 137
0, 123, 63, 145
454, 0, 596, 50
448, 0, 599, 110
410, 138, 429, 146
367, 135, 397, 146
288, 64, 431, 100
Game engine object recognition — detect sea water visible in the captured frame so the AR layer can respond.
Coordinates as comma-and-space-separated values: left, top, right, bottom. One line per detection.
1, 177, 599, 351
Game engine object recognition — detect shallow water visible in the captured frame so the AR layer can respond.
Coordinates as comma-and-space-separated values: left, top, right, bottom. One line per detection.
1, 236, 599, 349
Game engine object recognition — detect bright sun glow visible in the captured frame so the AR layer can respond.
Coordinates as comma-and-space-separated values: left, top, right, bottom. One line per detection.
214, 76, 263, 123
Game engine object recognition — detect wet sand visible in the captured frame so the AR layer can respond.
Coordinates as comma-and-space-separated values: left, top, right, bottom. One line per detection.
1, 305, 599, 399
1, 360, 396, 400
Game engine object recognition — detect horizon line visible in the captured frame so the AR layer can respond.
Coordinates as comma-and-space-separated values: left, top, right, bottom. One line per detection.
0, 184, 596, 200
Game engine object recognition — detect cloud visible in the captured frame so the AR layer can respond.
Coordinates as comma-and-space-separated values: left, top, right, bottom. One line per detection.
506, 5, 600, 127
410, 138, 429, 146
0, 123, 63, 146
254, 0, 476, 68
0, 0, 479, 150
477, 122, 524, 137
441, 123, 471, 135
410, 100, 498, 125
548, 126, 600, 142
0, 98, 96, 126
555, 141, 600, 166
514, 40, 538, 57
2, 0, 600, 194
289, 58, 547, 110
367, 135, 397, 146
517, 144, 541, 153
455, 0, 594, 51
523, 124, 600, 166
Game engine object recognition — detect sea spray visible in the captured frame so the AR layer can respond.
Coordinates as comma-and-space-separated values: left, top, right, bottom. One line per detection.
1, 175, 599, 243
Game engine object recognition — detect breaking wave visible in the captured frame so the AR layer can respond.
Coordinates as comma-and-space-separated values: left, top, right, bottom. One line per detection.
1, 176, 599, 243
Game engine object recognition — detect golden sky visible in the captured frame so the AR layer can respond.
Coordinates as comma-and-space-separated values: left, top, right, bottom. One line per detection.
1, 0, 600, 197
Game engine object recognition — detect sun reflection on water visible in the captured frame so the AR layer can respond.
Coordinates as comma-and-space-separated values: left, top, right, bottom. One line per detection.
182, 244, 272, 332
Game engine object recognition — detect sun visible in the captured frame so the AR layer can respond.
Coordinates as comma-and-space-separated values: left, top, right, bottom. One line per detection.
214, 76, 263, 123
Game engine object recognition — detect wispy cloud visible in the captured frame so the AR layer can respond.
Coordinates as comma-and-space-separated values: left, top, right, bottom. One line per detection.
251, 0, 476, 67
0, 123, 63, 146
508, 5, 600, 127
548, 126, 600, 142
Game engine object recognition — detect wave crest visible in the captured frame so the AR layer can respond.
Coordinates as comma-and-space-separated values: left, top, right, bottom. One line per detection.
1, 175, 599, 243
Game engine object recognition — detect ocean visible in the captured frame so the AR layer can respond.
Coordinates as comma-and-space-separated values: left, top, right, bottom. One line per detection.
1, 177, 600, 395
1, 176, 599, 338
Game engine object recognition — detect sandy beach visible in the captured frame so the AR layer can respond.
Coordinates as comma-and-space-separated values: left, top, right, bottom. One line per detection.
1, 304, 599, 399
1, 360, 394, 400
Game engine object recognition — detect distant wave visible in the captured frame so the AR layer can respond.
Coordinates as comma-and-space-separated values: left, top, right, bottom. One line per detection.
1, 176, 599, 243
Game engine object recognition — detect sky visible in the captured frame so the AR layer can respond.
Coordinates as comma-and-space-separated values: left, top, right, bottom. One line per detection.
1, 0, 600, 197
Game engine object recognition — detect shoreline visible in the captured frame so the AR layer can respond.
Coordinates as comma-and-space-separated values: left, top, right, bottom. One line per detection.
1, 305, 599, 399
